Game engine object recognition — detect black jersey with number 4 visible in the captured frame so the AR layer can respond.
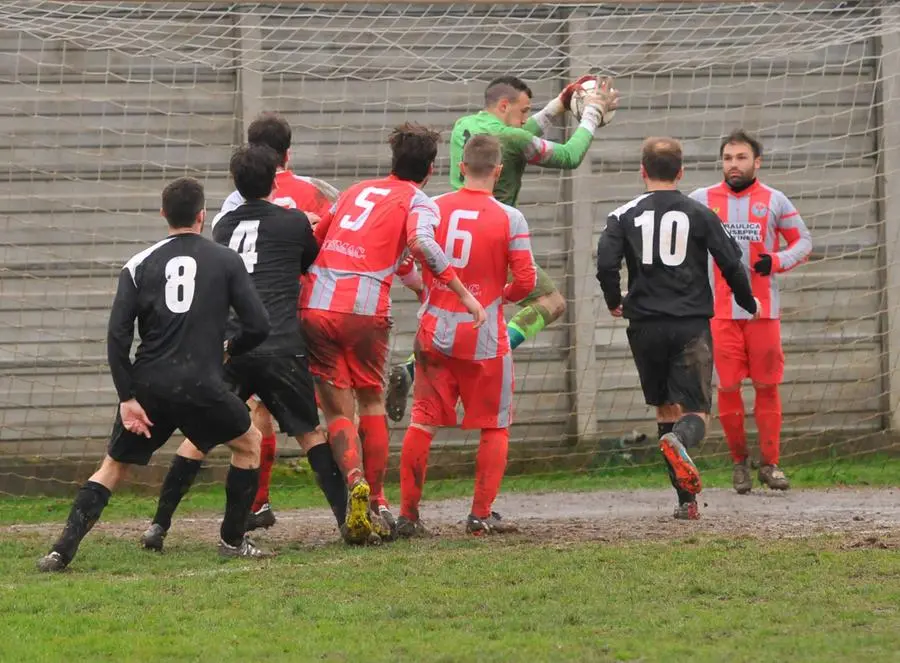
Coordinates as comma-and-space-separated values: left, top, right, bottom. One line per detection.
107, 233, 270, 404
596, 190, 756, 320
212, 199, 319, 355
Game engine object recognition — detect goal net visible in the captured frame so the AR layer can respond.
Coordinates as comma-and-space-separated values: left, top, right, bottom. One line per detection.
0, 0, 898, 493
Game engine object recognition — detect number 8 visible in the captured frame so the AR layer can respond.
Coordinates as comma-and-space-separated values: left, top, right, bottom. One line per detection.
164, 256, 197, 313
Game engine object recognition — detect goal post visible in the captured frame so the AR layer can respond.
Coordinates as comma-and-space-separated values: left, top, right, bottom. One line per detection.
0, 1, 899, 493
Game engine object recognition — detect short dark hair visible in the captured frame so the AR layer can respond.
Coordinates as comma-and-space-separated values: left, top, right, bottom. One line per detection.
484, 75, 533, 107
230, 143, 280, 201
388, 122, 440, 183
161, 177, 205, 229
247, 112, 292, 165
720, 129, 763, 159
641, 137, 683, 182
463, 134, 502, 178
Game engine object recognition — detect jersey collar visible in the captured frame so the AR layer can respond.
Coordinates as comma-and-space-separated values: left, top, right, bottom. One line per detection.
720, 178, 761, 197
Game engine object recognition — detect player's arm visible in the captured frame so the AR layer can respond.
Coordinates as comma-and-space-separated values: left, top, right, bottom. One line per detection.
224, 252, 271, 357
295, 212, 320, 273
406, 194, 486, 327
503, 209, 538, 303
106, 268, 140, 402
312, 203, 336, 245
704, 210, 758, 316
595, 212, 626, 312
396, 252, 425, 302
767, 192, 812, 274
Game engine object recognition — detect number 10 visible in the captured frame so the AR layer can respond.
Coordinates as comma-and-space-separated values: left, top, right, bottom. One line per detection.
634, 209, 690, 267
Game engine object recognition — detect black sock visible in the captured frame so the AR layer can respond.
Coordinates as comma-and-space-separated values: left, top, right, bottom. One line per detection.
220, 465, 259, 547
673, 413, 706, 449
152, 455, 203, 531
307, 443, 348, 527
51, 480, 111, 563
659, 422, 693, 505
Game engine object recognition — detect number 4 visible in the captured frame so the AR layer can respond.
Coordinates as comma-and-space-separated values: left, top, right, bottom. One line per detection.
229, 220, 260, 273
446, 210, 475, 268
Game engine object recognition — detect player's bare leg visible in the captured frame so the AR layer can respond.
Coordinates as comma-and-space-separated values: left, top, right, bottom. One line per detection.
397, 422, 436, 538
356, 387, 397, 541
141, 437, 206, 551
657, 404, 705, 520
316, 380, 375, 545
752, 381, 790, 490
38, 456, 129, 571
218, 424, 274, 558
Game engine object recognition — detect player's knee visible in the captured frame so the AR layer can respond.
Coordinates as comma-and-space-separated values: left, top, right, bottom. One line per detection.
252, 408, 276, 437
718, 384, 741, 394
296, 429, 326, 452
673, 413, 706, 449
752, 382, 776, 391
230, 426, 262, 466
96, 455, 130, 488
355, 388, 385, 415
538, 291, 566, 322
656, 403, 681, 422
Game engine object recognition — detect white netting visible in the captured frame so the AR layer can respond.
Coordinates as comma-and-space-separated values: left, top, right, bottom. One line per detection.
0, 1, 899, 491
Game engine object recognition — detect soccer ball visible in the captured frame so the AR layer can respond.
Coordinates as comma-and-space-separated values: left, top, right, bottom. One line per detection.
570, 77, 599, 121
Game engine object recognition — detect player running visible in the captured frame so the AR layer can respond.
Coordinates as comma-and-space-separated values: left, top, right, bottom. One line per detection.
38, 178, 271, 572
396, 135, 537, 537
596, 138, 759, 520
301, 123, 487, 542
690, 130, 812, 494
213, 112, 343, 532
386, 74, 620, 421
139, 144, 356, 551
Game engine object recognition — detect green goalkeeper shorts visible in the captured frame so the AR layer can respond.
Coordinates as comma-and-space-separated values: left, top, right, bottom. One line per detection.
508, 265, 558, 307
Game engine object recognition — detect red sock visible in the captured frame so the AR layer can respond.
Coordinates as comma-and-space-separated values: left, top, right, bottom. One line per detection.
399, 426, 434, 520
251, 434, 277, 512
471, 428, 509, 519
717, 389, 747, 463
327, 417, 364, 486
359, 414, 390, 508
754, 385, 782, 466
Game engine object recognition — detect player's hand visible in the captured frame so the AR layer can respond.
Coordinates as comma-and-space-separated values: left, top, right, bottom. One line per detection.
223, 340, 232, 364
583, 76, 619, 127
306, 212, 321, 230
751, 297, 762, 320
609, 305, 623, 318
560, 74, 598, 111
120, 399, 153, 439
461, 292, 487, 329
753, 254, 773, 276
396, 253, 416, 277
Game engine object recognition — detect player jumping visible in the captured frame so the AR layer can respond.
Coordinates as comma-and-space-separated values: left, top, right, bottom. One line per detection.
596, 138, 759, 520
690, 130, 812, 494
386, 74, 620, 421
38, 178, 271, 571
396, 134, 537, 537
300, 123, 487, 542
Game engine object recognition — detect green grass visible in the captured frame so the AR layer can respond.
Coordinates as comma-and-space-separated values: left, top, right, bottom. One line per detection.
1, 533, 898, 661
1, 454, 898, 526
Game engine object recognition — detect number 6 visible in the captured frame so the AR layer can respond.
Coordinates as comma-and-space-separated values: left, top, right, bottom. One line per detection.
446, 210, 475, 268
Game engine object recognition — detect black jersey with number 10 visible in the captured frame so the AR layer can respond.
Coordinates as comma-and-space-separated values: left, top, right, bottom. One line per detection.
106, 233, 270, 404
595, 190, 756, 320
213, 199, 319, 355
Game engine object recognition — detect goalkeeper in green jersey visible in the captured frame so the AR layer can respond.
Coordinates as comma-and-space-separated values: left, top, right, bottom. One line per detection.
386, 74, 619, 421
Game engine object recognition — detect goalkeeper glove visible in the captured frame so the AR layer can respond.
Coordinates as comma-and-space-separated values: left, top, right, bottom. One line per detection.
753, 254, 773, 276
581, 76, 619, 130
560, 74, 599, 111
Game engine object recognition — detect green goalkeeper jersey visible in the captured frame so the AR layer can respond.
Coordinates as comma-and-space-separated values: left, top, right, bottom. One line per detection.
449, 111, 595, 206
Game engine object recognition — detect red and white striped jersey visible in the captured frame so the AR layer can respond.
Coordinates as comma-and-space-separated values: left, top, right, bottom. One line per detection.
690, 180, 812, 320
213, 170, 336, 226
300, 175, 456, 318
418, 188, 536, 360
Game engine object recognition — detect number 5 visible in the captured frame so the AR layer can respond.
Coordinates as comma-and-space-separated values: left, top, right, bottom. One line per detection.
446, 210, 475, 268
339, 186, 391, 231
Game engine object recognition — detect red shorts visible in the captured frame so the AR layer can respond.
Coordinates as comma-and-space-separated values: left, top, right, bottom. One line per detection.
711, 318, 784, 388
300, 310, 391, 392
410, 348, 514, 430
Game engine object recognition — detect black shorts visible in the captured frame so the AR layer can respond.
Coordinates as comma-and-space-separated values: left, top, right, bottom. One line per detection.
225, 353, 319, 436
626, 317, 713, 413
107, 389, 251, 466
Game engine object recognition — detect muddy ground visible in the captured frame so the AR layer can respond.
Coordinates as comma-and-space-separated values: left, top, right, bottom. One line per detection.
5, 487, 899, 550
